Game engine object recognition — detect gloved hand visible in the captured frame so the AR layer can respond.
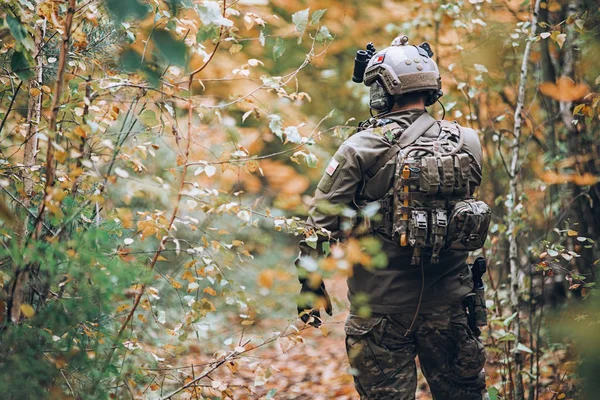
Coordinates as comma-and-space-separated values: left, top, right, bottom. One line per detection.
297, 278, 332, 328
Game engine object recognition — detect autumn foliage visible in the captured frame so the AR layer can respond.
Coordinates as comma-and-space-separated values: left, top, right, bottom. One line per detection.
0, 0, 599, 399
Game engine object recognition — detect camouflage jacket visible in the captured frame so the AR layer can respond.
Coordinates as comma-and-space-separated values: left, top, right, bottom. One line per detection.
298, 108, 484, 314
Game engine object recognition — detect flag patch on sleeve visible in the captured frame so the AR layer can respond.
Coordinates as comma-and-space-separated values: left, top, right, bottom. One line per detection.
318, 152, 347, 194
326, 159, 339, 176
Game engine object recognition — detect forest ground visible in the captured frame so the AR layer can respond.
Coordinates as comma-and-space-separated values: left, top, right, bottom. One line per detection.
177, 276, 436, 399
172, 274, 571, 399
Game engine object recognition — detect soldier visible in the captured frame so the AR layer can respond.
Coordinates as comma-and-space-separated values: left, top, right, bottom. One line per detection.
296, 36, 490, 400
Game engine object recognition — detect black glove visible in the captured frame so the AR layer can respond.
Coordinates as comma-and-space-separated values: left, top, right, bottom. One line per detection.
297, 279, 333, 328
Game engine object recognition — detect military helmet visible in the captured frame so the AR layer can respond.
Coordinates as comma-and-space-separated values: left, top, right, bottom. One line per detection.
364, 35, 442, 110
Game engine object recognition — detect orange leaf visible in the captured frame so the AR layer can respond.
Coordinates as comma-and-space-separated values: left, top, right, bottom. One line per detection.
573, 173, 600, 186
257, 270, 275, 289
203, 287, 217, 296
539, 77, 588, 102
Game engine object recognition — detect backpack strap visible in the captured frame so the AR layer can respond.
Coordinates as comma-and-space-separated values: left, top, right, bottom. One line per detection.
365, 113, 437, 178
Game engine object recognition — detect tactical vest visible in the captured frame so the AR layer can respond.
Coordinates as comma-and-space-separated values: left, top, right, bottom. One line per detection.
362, 114, 491, 265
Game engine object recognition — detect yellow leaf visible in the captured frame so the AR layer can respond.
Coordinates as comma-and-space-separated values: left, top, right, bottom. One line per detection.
199, 298, 216, 313
232, 240, 243, 247
203, 287, 217, 296
41, 85, 51, 94
74, 126, 87, 139
556, 33, 566, 48
567, 230, 578, 237
137, 314, 147, 323
20, 304, 35, 318
55, 151, 68, 164
171, 280, 183, 289
241, 320, 254, 326
29, 87, 41, 96
116, 304, 130, 313
182, 270, 194, 282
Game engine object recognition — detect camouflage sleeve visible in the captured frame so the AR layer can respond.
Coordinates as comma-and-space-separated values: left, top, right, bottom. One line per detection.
461, 127, 483, 192
296, 143, 363, 274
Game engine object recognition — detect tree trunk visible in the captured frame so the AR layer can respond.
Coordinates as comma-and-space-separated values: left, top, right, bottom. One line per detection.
22, 20, 46, 216
508, 0, 542, 398
8, 0, 76, 324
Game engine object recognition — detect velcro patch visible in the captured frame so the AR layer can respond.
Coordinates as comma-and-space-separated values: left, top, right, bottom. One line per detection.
326, 159, 339, 176
317, 152, 347, 194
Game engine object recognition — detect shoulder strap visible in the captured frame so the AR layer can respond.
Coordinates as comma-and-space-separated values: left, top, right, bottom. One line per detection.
365, 113, 437, 178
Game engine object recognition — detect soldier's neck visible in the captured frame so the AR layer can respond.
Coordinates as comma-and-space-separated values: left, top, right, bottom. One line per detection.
389, 103, 426, 113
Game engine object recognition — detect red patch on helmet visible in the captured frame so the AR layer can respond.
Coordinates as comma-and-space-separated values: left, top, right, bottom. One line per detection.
374, 54, 385, 64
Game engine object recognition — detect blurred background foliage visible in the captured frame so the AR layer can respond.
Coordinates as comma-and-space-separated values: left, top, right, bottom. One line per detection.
0, 0, 599, 398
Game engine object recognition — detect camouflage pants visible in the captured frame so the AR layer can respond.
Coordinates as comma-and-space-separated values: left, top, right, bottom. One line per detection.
345, 300, 486, 400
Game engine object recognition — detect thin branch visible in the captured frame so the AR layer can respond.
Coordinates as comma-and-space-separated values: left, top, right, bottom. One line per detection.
2, 188, 55, 235
0, 81, 23, 135
31, 0, 77, 239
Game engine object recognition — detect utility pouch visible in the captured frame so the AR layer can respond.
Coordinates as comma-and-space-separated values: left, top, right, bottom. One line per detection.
430, 209, 448, 264
473, 287, 487, 327
409, 210, 428, 264
446, 199, 491, 251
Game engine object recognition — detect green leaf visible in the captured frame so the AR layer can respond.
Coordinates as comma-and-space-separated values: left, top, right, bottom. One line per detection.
138, 110, 158, 126
196, 25, 219, 43
488, 387, 499, 400
371, 252, 388, 269
284, 126, 301, 144
316, 26, 332, 42
310, 9, 327, 25
514, 342, 533, 354
106, 0, 150, 22
292, 8, 309, 43
120, 49, 142, 72
322, 241, 331, 256
503, 311, 517, 327
6, 14, 34, 52
265, 389, 277, 400
11, 50, 33, 81
305, 153, 318, 168
197, 1, 233, 27
292, 8, 310, 33
152, 30, 188, 67
268, 114, 283, 139
305, 233, 318, 249
273, 37, 286, 60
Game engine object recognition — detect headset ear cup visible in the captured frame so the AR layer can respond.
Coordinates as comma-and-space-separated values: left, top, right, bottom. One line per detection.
425, 90, 443, 107
369, 84, 393, 111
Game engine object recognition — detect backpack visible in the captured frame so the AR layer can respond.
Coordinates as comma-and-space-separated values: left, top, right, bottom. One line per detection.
366, 113, 491, 265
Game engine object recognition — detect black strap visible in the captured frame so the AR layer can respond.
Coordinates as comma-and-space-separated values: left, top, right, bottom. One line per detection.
365, 113, 437, 178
